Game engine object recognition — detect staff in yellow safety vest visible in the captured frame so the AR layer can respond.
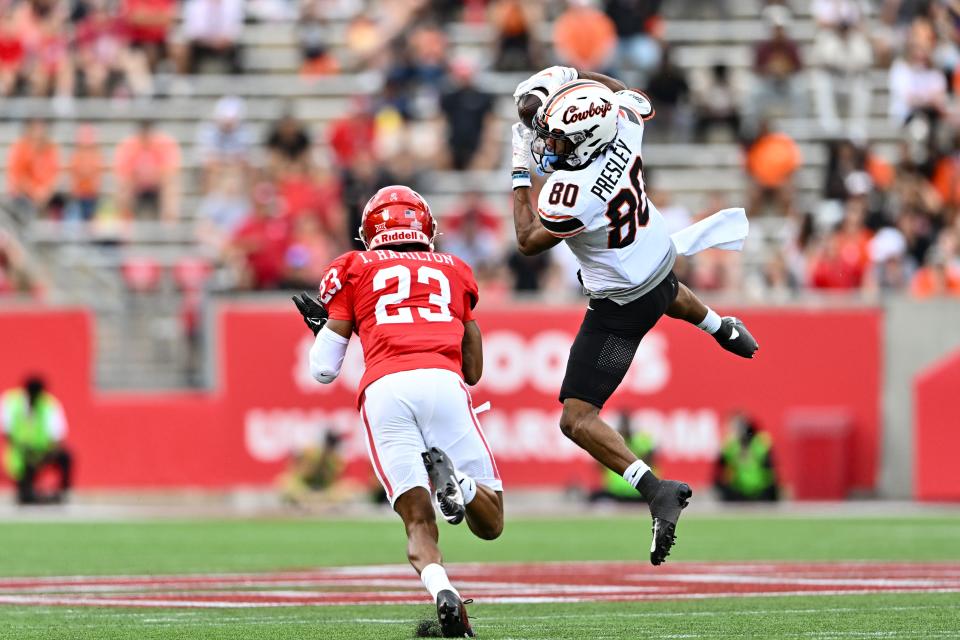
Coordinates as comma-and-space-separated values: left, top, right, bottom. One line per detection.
589, 412, 658, 503
1, 376, 73, 504
714, 412, 779, 502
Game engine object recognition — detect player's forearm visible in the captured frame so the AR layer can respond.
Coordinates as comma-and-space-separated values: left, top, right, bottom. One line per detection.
512, 187, 556, 256
461, 320, 483, 385
309, 324, 351, 384
578, 70, 628, 92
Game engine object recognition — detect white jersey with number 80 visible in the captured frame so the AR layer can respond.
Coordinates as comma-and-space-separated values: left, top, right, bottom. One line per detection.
535, 104, 673, 297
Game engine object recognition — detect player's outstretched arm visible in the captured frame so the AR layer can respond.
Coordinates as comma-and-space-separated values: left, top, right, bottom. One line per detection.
461, 320, 483, 386
513, 186, 562, 256
510, 123, 561, 256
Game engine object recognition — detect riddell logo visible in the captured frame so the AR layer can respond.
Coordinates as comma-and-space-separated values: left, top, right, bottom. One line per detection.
562, 101, 612, 125
375, 229, 426, 244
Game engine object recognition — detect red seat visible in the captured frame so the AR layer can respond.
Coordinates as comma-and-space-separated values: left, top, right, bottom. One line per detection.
121, 257, 163, 293
173, 257, 212, 292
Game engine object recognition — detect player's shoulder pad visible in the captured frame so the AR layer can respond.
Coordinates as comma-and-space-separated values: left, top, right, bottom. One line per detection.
324, 250, 366, 281
326, 250, 357, 270
446, 252, 479, 285
615, 89, 655, 123
537, 173, 603, 238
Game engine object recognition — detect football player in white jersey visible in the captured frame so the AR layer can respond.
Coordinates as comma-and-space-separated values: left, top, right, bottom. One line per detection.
510, 67, 759, 565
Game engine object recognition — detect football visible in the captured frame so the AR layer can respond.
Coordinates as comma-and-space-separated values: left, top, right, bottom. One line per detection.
517, 91, 543, 128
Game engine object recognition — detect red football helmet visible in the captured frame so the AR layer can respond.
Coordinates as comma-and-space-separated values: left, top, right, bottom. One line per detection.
359, 185, 438, 251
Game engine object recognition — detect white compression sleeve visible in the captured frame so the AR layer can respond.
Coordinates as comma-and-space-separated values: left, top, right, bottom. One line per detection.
309, 326, 350, 384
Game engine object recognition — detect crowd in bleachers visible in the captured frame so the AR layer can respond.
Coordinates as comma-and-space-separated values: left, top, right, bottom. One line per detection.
3, 0, 960, 303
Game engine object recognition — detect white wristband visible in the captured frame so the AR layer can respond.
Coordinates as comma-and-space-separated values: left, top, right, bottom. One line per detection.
512, 169, 531, 190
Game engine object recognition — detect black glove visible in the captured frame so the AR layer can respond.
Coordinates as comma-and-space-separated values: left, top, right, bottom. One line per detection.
293, 292, 329, 336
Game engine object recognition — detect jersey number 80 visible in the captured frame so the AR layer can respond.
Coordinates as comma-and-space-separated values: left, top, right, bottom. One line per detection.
605, 157, 649, 249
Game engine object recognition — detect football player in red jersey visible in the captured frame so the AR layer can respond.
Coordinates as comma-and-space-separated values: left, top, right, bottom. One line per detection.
293, 185, 500, 638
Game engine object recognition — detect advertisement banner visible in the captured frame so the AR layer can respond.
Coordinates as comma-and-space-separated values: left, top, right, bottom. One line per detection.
224, 304, 882, 493
0, 304, 882, 492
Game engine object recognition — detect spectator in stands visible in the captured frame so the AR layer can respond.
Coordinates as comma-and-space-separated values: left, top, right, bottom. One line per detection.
603, 0, 662, 82
809, 0, 873, 137
777, 211, 816, 291
0, 229, 37, 295
809, 202, 872, 290
6, 119, 60, 220
339, 151, 397, 249
864, 226, 911, 293
276, 162, 332, 222
889, 38, 947, 126
196, 96, 254, 188
644, 46, 690, 140
507, 250, 551, 292
224, 182, 291, 289
180, 0, 244, 74
1, 375, 73, 505
66, 124, 103, 223
383, 24, 448, 117
899, 205, 937, 267
824, 140, 868, 201
14, 0, 73, 99
281, 213, 332, 289
553, 0, 617, 73
692, 63, 742, 142
196, 168, 250, 251
439, 60, 496, 171
0, 8, 25, 96
122, 0, 175, 80
932, 134, 960, 211
911, 242, 960, 297
327, 98, 376, 169
714, 412, 779, 502
265, 110, 313, 177
298, 0, 339, 77
750, 6, 805, 124
440, 191, 503, 271
344, 11, 383, 72
74, 0, 135, 98
114, 120, 181, 221
744, 119, 802, 216
490, 0, 541, 72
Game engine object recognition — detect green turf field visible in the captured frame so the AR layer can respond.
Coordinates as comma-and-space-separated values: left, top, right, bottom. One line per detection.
0, 514, 958, 639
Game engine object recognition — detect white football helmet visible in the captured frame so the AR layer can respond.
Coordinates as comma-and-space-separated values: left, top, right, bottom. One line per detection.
531, 80, 619, 173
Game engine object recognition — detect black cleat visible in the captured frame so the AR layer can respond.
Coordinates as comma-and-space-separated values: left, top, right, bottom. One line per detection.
714, 316, 759, 359
422, 447, 465, 525
436, 589, 475, 638
648, 480, 693, 566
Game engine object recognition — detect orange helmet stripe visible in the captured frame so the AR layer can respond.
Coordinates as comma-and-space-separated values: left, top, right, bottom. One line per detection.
544, 80, 607, 118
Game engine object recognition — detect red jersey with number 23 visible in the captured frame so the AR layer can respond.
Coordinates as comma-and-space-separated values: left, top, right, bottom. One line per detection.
319, 249, 479, 404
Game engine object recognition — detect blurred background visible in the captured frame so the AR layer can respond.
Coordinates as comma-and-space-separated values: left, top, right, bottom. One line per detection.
0, 0, 958, 510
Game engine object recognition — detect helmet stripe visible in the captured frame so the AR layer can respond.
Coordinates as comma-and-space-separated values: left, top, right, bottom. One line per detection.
544, 80, 606, 118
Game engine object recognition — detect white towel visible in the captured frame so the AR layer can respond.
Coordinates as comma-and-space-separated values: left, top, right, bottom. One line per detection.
670, 207, 749, 256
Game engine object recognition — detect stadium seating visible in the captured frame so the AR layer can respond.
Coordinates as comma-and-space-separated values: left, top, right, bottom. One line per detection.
0, 0, 905, 388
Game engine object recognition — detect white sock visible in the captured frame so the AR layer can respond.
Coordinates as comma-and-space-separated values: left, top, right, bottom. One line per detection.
622, 459, 651, 489
421, 563, 458, 602
455, 470, 477, 505
697, 308, 722, 334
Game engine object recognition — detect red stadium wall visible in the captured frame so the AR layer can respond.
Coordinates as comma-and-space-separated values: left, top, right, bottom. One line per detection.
914, 348, 960, 501
0, 304, 882, 494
